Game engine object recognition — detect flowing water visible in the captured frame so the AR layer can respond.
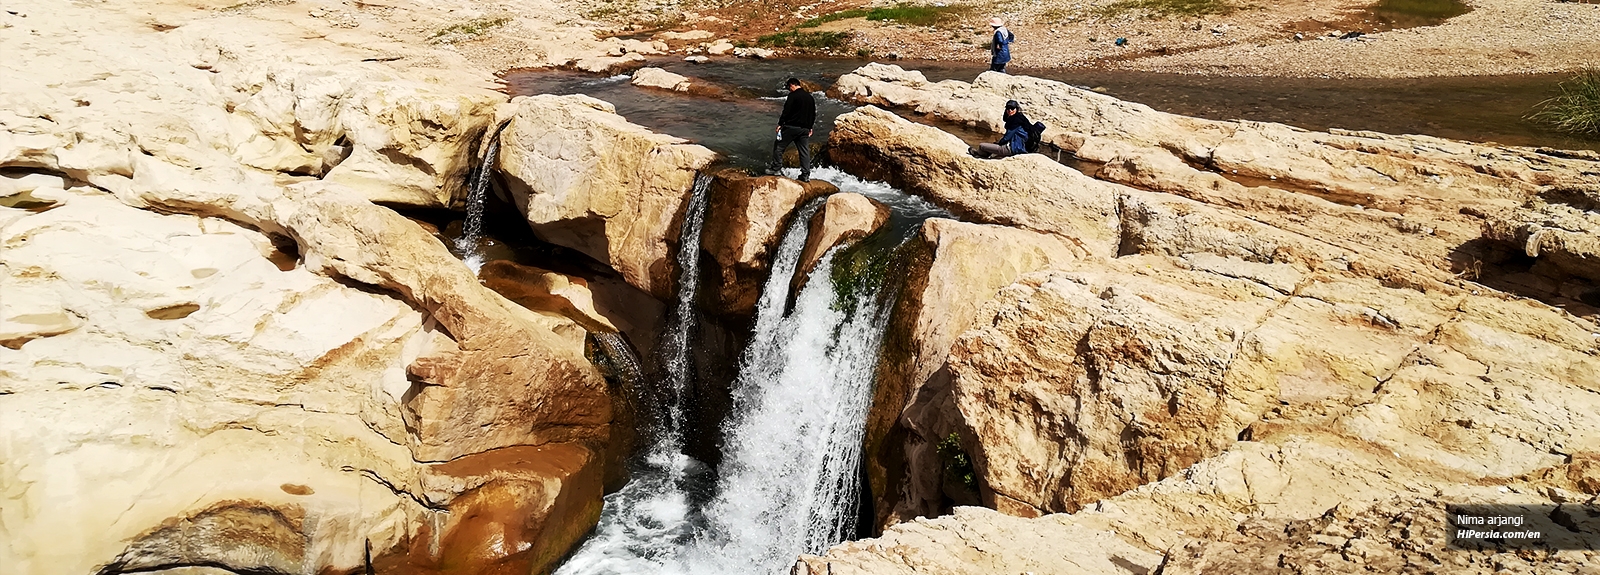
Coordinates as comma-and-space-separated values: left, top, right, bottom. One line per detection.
556, 168, 946, 575
454, 128, 504, 273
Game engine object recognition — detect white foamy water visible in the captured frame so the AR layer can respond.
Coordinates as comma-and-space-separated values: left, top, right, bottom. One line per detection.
454, 130, 503, 274
558, 171, 929, 575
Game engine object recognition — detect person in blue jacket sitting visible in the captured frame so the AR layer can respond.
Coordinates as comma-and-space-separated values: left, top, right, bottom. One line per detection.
975, 100, 1030, 158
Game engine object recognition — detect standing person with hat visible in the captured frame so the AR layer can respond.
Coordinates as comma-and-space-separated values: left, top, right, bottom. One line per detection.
768, 77, 816, 182
989, 17, 1014, 73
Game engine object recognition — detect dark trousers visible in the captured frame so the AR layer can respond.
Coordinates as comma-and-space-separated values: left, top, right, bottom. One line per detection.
770, 126, 811, 179
990, 61, 1008, 73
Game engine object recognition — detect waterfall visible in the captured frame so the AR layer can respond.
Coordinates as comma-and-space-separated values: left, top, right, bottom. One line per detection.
558, 169, 940, 575
455, 127, 505, 273
658, 172, 716, 439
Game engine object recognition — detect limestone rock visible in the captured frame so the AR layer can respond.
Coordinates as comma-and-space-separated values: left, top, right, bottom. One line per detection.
706, 39, 735, 55
479, 259, 619, 333
1483, 184, 1600, 282
497, 94, 717, 299
794, 192, 889, 293
699, 170, 838, 317
867, 218, 1085, 527
733, 47, 776, 59
631, 67, 692, 92
830, 106, 1123, 255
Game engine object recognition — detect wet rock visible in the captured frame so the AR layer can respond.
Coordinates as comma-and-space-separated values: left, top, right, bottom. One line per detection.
793, 192, 889, 294
700, 169, 837, 317
497, 94, 717, 299
631, 66, 692, 92
685, 55, 710, 64
479, 259, 618, 333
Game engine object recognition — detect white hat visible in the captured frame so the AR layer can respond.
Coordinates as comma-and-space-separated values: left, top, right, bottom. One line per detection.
989, 17, 1004, 27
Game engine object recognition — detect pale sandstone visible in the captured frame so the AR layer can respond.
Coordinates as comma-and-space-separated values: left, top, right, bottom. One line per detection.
0, 0, 644, 571
498, 94, 718, 300
867, 218, 1086, 527
794, 192, 890, 293
631, 66, 694, 92
811, 82, 1600, 573
699, 170, 839, 317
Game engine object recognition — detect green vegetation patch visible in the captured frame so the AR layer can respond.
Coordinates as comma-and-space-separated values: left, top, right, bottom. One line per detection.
756, 30, 851, 50
1095, 0, 1236, 18
1527, 68, 1600, 137
937, 433, 978, 492
1372, 0, 1470, 20
799, 3, 971, 29
428, 15, 512, 43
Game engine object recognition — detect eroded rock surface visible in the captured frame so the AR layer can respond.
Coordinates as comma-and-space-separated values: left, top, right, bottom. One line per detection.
498, 94, 717, 300
815, 87, 1600, 572
699, 170, 838, 317
0, 0, 649, 573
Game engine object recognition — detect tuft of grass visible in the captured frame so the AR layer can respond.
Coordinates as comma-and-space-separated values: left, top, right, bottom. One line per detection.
1527, 68, 1600, 137
1095, 0, 1235, 18
756, 30, 851, 50
798, 3, 970, 29
428, 15, 512, 43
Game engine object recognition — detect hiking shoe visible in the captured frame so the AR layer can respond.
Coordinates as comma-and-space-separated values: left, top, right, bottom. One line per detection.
798, 174, 810, 183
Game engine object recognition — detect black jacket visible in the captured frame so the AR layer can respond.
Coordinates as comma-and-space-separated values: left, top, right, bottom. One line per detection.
1003, 110, 1031, 131
778, 88, 817, 130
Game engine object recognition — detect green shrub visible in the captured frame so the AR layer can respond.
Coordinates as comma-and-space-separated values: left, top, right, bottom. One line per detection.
1528, 68, 1600, 137
936, 433, 977, 492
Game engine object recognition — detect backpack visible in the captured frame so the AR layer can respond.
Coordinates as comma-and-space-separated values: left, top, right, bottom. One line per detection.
1025, 121, 1046, 153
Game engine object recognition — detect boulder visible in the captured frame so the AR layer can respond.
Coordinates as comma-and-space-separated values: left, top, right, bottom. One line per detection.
733, 47, 777, 59
699, 170, 837, 317
793, 192, 890, 294
867, 218, 1084, 527
706, 39, 736, 55
479, 259, 619, 333
631, 66, 692, 92
497, 94, 717, 299
830, 106, 1123, 256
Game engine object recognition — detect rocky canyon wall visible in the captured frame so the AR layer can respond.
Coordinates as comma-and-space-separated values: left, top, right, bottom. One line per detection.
805, 71, 1600, 572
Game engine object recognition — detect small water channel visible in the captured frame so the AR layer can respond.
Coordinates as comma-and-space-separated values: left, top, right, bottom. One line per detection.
503, 57, 1599, 152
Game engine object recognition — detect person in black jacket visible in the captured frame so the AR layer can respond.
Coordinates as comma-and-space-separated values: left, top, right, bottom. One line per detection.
768, 77, 816, 182
976, 100, 1030, 158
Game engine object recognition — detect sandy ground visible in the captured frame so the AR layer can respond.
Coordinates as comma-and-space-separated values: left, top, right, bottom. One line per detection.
578, 0, 1600, 78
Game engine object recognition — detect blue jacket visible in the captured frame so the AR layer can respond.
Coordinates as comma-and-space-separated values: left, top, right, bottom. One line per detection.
992, 27, 1013, 64
998, 125, 1029, 154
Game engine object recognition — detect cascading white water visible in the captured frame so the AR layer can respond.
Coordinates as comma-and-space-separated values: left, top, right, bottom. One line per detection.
454, 130, 503, 273
558, 169, 944, 575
